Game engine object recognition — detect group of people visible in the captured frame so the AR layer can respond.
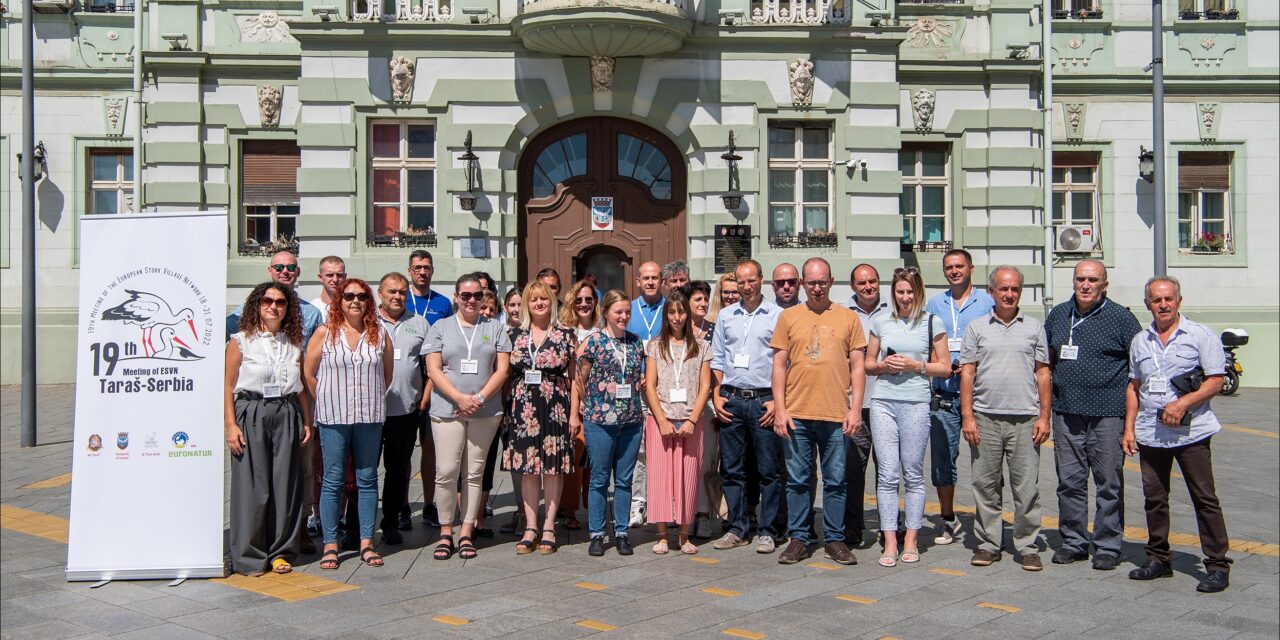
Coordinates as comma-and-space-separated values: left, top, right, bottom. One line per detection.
221, 248, 1233, 594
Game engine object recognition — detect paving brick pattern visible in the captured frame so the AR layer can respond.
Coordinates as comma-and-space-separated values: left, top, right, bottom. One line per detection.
2, 385, 1277, 639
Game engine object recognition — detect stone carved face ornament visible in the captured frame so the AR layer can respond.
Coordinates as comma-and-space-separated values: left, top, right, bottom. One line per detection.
1201, 105, 1215, 128
258, 85, 282, 127
390, 55, 415, 102
239, 10, 294, 43
912, 88, 936, 133
590, 56, 615, 93
907, 17, 954, 48
789, 59, 815, 107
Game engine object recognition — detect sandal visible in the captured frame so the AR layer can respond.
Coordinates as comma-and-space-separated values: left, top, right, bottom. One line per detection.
270, 557, 293, 574
360, 546, 384, 567
318, 550, 340, 570
680, 541, 698, 555
433, 537, 455, 561
565, 516, 582, 531
516, 529, 538, 555
457, 536, 478, 560
652, 539, 670, 555
538, 529, 558, 555
878, 553, 897, 568
900, 549, 920, 564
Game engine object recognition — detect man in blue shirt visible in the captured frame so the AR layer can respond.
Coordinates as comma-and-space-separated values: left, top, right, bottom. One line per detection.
407, 250, 454, 326
924, 249, 994, 545
626, 260, 665, 526
710, 259, 785, 554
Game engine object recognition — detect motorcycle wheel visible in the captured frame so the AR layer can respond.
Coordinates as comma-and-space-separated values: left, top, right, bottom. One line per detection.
1220, 369, 1240, 396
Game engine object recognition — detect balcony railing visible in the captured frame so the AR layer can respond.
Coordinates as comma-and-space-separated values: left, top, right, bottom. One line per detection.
768, 231, 838, 249
350, 0, 452, 21
1052, 8, 1104, 19
83, 0, 135, 12
1179, 8, 1239, 19
520, 0, 686, 12
751, 0, 851, 24
368, 229, 438, 248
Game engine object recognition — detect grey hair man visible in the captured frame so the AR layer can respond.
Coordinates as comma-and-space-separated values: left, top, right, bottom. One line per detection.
661, 259, 690, 296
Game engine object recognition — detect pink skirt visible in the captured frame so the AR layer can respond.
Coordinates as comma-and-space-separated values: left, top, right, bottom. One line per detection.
644, 414, 704, 526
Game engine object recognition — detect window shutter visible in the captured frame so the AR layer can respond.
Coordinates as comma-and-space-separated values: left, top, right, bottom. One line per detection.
1053, 151, 1098, 166
1178, 151, 1230, 191
242, 140, 301, 205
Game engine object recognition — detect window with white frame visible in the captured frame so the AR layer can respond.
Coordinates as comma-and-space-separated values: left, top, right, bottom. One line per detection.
1051, 0, 1101, 18
898, 144, 949, 248
87, 149, 133, 215
767, 122, 833, 240
240, 140, 301, 253
1179, 0, 1235, 18
369, 121, 436, 245
1052, 151, 1099, 229
1177, 151, 1232, 253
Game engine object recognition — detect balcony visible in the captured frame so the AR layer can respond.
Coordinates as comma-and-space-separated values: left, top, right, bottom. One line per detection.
512, 0, 691, 58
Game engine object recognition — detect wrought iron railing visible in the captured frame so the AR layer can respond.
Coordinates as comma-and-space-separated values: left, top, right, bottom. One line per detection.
367, 230, 438, 248
768, 231, 838, 249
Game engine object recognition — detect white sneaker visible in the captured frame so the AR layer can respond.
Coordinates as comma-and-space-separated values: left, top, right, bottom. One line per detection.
754, 535, 776, 554
933, 517, 961, 545
694, 515, 713, 539
713, 532, 750, 550
628, 502, 646, 528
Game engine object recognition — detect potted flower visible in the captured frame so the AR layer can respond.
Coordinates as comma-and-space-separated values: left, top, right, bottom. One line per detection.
1191, 232, 1226, 254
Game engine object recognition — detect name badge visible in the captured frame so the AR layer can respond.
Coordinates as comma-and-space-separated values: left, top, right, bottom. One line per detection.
524, 370, 543, 385
642, 339, 651, 353
615, 384, 632, 399
1148, 375, 1169, 394
948, 338, 963, 352
460, 359, 479, 374
394, 348, 403, 361
733, 353, 750, 368
262, 384, 282, 399
1059, 345, 1079, 361
669, 388, 688, 403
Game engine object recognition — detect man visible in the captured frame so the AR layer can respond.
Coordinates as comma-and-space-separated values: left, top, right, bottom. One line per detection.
769, 258, 866, 566
375, 272, 430, 545
626, 260, 665, 526
661, 259, 690, 296
959, 266, 1051, 571
536, 267, 562, 298
710, 259, 785, 554
1044, 259, 1141, 570
771, 263, 800, 309
1123, 277, 1232, 593
310, 256, 347, 323
846, 263, 888, 545
226, 251, 323, 347
925, 249, 994, 544
406, 249, 451, 527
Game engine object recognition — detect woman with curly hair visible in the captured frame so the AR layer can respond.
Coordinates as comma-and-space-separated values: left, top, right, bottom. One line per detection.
304, 278, 394, 570
224, 282, 311, 575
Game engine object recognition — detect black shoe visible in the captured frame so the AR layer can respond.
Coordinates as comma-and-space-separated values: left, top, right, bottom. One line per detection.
1052, 548, 1088, 565
1091, 554, 1119, 571
1196, 570, 1229, 593
397, 512, 413, 531
381, 527, 404, 545
1129, 560, 1174, 581
845, 529, 864, 548
341, 532, 360, 551
474, 527, 495, 538
422, 505, 441, 528
616, 536, 634, 556
588, 536, 606, 557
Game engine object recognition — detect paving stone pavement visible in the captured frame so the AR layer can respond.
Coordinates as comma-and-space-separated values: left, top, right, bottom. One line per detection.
2, 385, 1278, 639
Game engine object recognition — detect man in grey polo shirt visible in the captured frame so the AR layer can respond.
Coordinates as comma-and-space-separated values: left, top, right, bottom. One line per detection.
959, 265, 1051, 571
375, 272, 430, 545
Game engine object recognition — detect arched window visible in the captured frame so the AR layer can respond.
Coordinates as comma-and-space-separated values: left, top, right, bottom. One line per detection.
616, 134, 673, 200
531, 133, 587, 198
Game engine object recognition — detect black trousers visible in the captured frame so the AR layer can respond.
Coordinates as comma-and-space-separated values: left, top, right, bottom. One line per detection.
230, 395, 304, 575
844, 407, 875, 532
380, 411, 421, 531
1138, 436, 1231, 572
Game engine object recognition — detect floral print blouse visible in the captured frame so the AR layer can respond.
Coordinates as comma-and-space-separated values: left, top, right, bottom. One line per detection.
577, 330, 645, 425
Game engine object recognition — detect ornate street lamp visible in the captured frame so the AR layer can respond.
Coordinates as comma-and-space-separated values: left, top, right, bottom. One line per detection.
1138, 145, 1155, 183
720, 130, 743, 210
458, 130, 479, 211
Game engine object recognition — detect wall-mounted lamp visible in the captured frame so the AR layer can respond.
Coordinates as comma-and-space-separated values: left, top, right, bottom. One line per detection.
1138, 146, 1155, 183
458, 130, 479, 212
720, 130, 743, 210
1006, 43, 1031, 59
311, 5, 339, 20
718, 9, 745, 25
16, 141, 47, 181
160, 32, 189, 50
461, 7, 491, 23
865, 11, 890, 27
844, 157, 866, 170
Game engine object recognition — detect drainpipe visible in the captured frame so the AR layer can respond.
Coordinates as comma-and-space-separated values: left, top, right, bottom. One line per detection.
133, 0, 143, 212
1042, 0, 1054, 313
1151, 0, 1166, 276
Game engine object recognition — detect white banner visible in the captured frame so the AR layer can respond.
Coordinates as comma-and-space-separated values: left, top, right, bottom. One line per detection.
67, 211, 228, 581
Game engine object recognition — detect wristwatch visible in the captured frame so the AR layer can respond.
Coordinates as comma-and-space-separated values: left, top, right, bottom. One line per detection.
475, 392, 486, 404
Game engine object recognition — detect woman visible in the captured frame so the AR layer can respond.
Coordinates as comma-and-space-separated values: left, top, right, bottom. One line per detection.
502, 287, 523, 330
558, 279, 600, 531
303, 278, 393, 570
505, 281, 576, 554
683, 281, 714, 342
499, 286, 525, 534
708, 273, 739, 323
572, 290, 644, 556
681, 281, 720, 536
425, 274, 512, 560
479, 289, 499, 320
643, 291, 712, 555
863, 267, 949, 567
225, 282, 310, 576
473, 285, 503, 536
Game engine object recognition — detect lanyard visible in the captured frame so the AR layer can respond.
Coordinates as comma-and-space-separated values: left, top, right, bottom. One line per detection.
736, 306, 762, 355
1151, 331, 1177, 375
456, 315, 478, 360
948, 291, 968, 338
671, 343, 687, 389
1067, 299, 1107, 346
527, 327, 547, 369
608, 334, 628, 378
265, 333, 285, 384
639, 302, 661, 338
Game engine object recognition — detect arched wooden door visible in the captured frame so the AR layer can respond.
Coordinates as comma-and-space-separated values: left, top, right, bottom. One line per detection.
518, 117, 686, 297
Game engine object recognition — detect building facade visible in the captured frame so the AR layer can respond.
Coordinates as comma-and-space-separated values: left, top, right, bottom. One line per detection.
1, 0, 1277, 385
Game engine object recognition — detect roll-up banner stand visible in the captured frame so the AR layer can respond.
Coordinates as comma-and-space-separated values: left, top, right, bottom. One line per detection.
66, 211, 228, 581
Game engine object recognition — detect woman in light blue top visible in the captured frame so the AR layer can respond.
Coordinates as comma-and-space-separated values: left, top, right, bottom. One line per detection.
864, 267, 949, 567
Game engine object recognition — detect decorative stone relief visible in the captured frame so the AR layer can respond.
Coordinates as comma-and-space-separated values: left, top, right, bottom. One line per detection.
1197, 102, 1219, 141
1177, 33, 1236, 68
396, 0, 453, 22
789, 58, 814, 107
106, 30, 119, 41
104, 98, 126, 137
911, 88, 935, 133
237, 11, 296, 43
906, 17, 953, 48
390, 55, 416, 102
258, 85, 282, 128
1200, 38, 1216, 50
1064, 103, 1085, 141
751, 0, 850, 25
1067, 38, 1082, 50
590, 56, 615, 93
1053, 32, 1105, 73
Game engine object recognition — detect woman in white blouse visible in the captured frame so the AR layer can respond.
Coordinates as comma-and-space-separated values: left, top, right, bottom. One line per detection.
224, 282, 312, 576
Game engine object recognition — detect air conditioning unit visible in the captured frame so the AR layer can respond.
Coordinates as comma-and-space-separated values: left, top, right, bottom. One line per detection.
1055, 225, 1096, 253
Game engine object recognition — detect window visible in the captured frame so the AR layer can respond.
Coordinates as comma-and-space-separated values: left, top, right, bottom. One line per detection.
532, 133, 587, 198
240, 140, 300, 255
369, 122, 436, 246
767, 122, 833, 243
898, 144, 949, 249
1179, 0, 1236, 19
85, 0, 136, 12
1177, 151, 1232, 253
87, 150, 133, 215
616, 134, 672, 200
1052, 151, 1098, 228
1051, 0, 1102, 18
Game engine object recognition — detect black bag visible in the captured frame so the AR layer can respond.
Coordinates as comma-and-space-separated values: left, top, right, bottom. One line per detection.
1171, 367, 1205, 396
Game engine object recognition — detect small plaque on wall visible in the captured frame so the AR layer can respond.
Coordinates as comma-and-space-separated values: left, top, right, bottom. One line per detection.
714, 225, 751, 275
461, 237, 488, 259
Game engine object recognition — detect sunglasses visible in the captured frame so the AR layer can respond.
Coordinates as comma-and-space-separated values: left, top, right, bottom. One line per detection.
576, 296, 595, 304
802, 280, 831, 289
774, 278, 798, 288
260, 297, 288, 309
457, 291, 484, 302
341, 292, 370, 302
270, 264, 299, 273
894, 266, 920, 276
723, 290, 741, 297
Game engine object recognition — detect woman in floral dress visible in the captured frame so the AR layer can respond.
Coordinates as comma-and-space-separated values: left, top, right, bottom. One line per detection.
503, 281, 576, 554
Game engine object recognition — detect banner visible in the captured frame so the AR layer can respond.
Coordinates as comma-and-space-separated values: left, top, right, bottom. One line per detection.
66, 211, 228, 581
591, 196, 614, 231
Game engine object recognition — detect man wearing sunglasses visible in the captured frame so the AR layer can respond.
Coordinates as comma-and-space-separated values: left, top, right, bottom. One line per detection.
309, 256, 348, 323
226, 251, 324, 348
771, 263, 801, 309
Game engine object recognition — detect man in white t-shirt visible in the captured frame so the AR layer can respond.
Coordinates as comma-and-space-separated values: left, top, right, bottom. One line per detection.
846, 263, 888, 546
309, 256, 347, 323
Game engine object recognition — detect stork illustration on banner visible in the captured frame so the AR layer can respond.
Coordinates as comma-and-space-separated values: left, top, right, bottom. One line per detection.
100, 289, 203, 360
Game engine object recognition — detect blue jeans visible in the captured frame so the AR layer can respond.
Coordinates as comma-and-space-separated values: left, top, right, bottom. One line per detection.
583, 420, 642, 538
783, 419, 847, 544
719, 392, 785, 538
929, 395, 963, 487
318, 422, 383, 543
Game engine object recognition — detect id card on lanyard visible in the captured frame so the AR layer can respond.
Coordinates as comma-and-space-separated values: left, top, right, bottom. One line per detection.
611, 336, 632, 399
1061, 299, 1107, 361
457, 316, 480, 374
733, 307, 761, 369
669, 344, 688, 403
263, 334, 285, 398
524, 331, 544, 385
947, 295, 965, 353
1149, 339, 1172, 394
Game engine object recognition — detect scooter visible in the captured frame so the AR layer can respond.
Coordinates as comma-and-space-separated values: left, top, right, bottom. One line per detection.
1220, 328, 1248, 396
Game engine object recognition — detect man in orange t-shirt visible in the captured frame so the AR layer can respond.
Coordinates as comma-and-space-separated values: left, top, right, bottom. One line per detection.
769, 258, 867, 566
